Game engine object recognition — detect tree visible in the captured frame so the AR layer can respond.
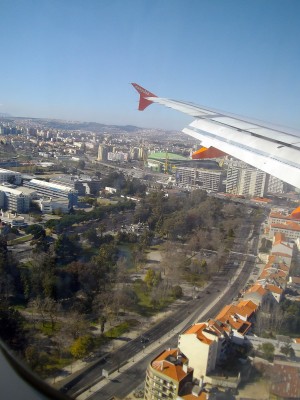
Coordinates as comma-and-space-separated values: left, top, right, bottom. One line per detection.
70, 335, 93, 359
54, 233, 80, 264
100, 316, 107, 334
29, 297, 60, 330
77, 159, 85, 170
83, 227, 100, 247
28, 253, 56, 299
280, 343, 295, 358
172, 285, 183, 298
0, 304, 25, 350
25, 224, 45, 240
144, 269, 155, 288
64, 311, 88, 339
257, 342, 275, 361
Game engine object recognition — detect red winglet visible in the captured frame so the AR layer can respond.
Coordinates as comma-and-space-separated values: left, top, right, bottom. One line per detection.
131, 83, 157, 111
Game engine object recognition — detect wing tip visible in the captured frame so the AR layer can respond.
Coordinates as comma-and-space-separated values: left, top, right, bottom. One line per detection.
131, 83, 157, 111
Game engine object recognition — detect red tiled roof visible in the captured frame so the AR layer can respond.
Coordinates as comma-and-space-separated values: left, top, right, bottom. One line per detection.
271, 221, 300, 231
183, 323, 213, 345
265, 284, 283, 295
245, 284, 267, 296
251, 197, 272, 203
152, 349, 192, 382
237, 300, 258, 313
270, 362, 300, 398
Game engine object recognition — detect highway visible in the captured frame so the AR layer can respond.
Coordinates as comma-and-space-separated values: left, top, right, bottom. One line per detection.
60, 217, 261, 399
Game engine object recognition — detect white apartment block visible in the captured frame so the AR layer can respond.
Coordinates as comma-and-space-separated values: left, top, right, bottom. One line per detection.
175, 167, 222, 192
269, 222, 300, 241
226, 161, 267, 197
178, 321, 230, 381
269, 207, 300, 226
0, 168, 22, 185
0, 185, 33, 213
267, 175, 290, 194
97, 144, 108, 161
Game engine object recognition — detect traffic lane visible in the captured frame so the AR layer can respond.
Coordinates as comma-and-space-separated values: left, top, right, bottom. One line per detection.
65, 286, 229, 396
64, 222, 258, 396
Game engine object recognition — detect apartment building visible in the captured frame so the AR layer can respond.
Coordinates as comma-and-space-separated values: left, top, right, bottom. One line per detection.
267, 174, 290, 194
226, 161, 267, 197
0, 185, 33, 213
144, 348, 194, 400
98, 144, 110, 161
175, 167, 223, 192
178, 321, 230, 381
0, 168, 22, 185
215, 300, 257, 344
269, 206, 300, 226
257, 257, 290, 289
269, 232, 296, 268
269, 222, 300, 241
267, 206, 300, 240
243, 283, 283, 305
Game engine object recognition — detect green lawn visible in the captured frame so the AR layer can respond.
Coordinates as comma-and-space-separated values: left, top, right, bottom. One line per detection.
8, 234, 33, 245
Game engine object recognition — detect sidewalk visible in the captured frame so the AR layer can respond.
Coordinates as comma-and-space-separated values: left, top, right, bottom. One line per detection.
76, 260, 248, 400
46, 303, 180, 386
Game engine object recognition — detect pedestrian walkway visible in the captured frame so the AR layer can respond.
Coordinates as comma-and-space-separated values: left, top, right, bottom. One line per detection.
76, 259, 248, 399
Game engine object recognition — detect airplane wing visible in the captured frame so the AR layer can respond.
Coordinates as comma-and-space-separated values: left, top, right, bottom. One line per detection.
132, 83, 300, 189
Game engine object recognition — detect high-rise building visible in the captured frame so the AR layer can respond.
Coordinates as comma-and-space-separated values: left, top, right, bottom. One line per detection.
144, 348, 194, 400
267, 175, 291, 194
226, 161, 267, 197
175, 167, 223, 192
97, 144, 108, 161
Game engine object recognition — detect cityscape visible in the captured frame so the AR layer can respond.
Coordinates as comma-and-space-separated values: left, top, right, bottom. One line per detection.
0, 113, 300, 400
1, 1, 300, 400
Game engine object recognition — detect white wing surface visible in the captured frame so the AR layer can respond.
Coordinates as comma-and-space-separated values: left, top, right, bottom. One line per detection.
132, 83, 300, 189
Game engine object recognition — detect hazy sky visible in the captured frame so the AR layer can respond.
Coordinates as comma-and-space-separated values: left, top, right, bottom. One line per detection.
1, 0, 300, 130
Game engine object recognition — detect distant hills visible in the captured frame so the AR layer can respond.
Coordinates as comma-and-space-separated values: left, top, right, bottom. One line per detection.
0, 115, 143, 133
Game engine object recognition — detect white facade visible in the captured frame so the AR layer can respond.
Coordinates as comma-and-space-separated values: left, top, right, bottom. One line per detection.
33, 198, 69, 214
0, 168, 22, 185
226, 161, 267, 197
267, 175, 289, 194
269, 223, 300, 240
176, 167, 222, 192
0, 185, 31, 213
97, 144, 108, 161
178, 322, 228, 380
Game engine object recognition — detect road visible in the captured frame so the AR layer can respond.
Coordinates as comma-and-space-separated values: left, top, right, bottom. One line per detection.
59, 217, 261, 399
